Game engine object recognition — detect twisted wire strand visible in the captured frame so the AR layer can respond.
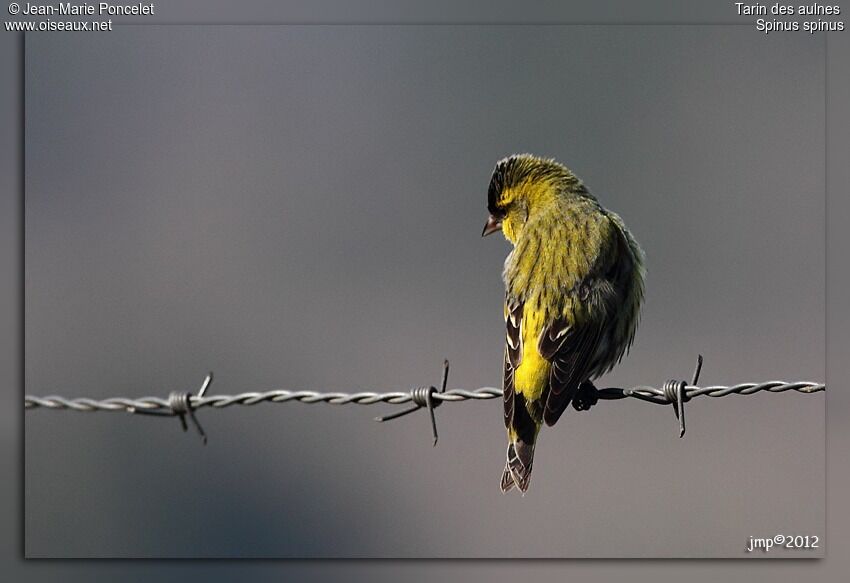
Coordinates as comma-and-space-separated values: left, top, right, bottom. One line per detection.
23, 382, 823, 414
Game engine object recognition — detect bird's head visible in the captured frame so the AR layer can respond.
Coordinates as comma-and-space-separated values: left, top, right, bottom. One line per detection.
482, 154, 583, 244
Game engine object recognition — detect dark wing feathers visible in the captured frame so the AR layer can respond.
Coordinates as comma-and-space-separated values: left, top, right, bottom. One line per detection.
540, 317, 604, 426
505, 298, 523, 369
538, 315, 572, 361
502, 349, 514, 428
502, 297, 523, 429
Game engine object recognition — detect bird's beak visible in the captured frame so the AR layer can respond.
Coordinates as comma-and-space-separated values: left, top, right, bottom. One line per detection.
481, 215, 502, 237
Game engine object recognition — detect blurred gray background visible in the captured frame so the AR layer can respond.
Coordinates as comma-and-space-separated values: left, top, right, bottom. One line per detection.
24, 26, 824, 558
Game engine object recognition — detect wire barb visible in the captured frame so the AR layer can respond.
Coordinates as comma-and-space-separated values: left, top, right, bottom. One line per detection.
375, 359, 450, 446
659, 354, 702, 438
127, 372, 213, 444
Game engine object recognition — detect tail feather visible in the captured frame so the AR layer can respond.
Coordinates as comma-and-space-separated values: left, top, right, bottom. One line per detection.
502, 380, 541, 493
500, 466, 515, 492
500, 440, 535, 493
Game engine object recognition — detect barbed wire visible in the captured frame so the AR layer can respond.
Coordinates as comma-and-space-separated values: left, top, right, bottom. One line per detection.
24, 356, 824, 445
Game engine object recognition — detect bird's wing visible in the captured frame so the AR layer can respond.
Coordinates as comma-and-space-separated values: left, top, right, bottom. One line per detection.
502, 296, 524, 430
538, 311, 605, 426
539, 215, 626, 427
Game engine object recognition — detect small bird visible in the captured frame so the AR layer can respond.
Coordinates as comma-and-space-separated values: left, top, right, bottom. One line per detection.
482, 154, 645, 493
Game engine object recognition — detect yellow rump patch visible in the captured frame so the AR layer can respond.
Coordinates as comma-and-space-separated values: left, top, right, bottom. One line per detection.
513, 305, 550, 402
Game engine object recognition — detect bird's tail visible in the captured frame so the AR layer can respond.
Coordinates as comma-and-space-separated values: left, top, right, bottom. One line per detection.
500, 437, 537, 494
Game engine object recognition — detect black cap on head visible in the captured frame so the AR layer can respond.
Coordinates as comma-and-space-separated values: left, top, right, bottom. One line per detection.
487, 156, 518, 218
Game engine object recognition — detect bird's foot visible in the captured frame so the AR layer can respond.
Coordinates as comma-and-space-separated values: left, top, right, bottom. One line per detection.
572, 380, 599, 411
